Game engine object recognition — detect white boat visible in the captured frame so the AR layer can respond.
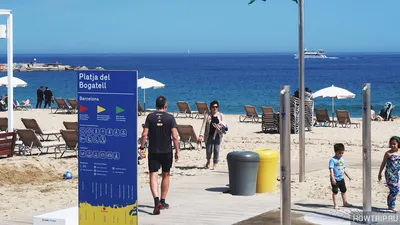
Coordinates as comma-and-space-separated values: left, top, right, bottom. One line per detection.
294, 49, 328, 59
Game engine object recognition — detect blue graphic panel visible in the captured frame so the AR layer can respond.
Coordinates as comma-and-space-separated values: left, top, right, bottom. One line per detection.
77, 70, 138, 225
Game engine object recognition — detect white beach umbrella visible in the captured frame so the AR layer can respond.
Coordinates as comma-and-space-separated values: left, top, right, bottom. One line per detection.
311, 85, 356, 120
137, 76, 165, 110
0, 76, 27, 87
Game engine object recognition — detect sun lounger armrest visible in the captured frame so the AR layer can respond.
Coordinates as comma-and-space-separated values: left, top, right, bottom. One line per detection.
42, 143, 64, 148
43, 132, 61, 135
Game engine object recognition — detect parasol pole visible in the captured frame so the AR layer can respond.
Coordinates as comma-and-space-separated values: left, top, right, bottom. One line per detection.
332, 97, 334, 122
143, 88, 146, 111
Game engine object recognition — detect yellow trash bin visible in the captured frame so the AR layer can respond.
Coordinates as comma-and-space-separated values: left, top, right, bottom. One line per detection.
252, 148, 279, 193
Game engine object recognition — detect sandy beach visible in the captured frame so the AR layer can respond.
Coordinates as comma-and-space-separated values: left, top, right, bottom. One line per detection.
0, 109, 399, 220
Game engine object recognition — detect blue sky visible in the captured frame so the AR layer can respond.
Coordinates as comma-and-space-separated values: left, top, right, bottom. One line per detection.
0, 0, 399, 54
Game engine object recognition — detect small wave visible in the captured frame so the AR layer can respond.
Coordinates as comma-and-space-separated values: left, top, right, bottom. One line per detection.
328, 57, 339, 59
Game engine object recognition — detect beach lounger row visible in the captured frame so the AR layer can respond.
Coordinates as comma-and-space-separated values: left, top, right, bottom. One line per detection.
239, 105, 277, 123
0, 117, 78, 158
139, 101, 210, 119
138, 122, 200, 151
53, 98, 78, 114
16, 128, 77, 158
0, 128, 77, 158
175, 101, 210, 119
314, 108, 360, 128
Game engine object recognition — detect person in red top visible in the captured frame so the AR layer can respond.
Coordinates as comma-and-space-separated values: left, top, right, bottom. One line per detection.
140, 96, 179, 215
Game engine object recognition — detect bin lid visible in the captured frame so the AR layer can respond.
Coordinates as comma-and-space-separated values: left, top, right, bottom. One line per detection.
227, 150, 260, 162
252, 148, 279, 160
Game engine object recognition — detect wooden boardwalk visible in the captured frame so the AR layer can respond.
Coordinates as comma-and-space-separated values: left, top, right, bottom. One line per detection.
137, 171, 280, 225
0, 171, 280, 225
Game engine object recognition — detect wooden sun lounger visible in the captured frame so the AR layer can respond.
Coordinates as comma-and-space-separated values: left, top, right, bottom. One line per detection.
0, 132, 16, 157
0, 117, 8, 131
138, 102, 156, 116
54, 98, 73, 114
63, 121, 78, 130
239, 105, 261, 123
195, 102, 209, 119
59, 129, 78, 158
261, 106, 275, 114
175, 101, 198, 118
176, 124, 199, 150
138, 102, 145, 116
67, 98, 78, 113
21, 118, 61, 141
16, 129, 64, 157
315, 108, 335, 127
336, 110, 360, 128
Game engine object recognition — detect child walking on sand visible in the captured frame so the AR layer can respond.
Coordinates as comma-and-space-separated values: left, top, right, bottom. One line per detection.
378, 136, 400, 212
329, 143, 352, 210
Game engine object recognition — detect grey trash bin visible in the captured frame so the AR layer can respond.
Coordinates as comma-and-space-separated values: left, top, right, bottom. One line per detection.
227, 151, 260, 196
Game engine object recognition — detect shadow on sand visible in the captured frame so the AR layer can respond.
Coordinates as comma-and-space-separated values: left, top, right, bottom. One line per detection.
205, 187, 230, 193
234, 210, 314, 225
175, 166, 207, 170
138, 205, 154, 215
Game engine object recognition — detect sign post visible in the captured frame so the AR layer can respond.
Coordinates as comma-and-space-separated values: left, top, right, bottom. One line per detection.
362, 83, 372, 220
0, 9, 14, 131
77, 70, 138, 225
298, 0, 306, 183
280, 85, 291, 225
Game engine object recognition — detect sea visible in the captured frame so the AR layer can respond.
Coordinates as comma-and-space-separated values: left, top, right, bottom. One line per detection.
0, 53, 399, 117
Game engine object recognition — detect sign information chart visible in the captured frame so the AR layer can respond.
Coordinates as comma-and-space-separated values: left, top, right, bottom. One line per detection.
77, 70, 138, 225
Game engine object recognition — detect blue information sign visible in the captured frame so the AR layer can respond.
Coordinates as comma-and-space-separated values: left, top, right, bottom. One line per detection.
77, 70, 138, 225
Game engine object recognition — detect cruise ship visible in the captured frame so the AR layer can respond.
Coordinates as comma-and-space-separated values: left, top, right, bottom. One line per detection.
294, 49, 328, 59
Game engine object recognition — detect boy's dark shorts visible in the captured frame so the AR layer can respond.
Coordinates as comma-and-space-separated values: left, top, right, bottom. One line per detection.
331, 179, 347, 194
148, 152, 173, 173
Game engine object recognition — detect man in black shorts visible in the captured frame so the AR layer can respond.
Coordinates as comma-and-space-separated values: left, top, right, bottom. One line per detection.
139, 96, 179, 215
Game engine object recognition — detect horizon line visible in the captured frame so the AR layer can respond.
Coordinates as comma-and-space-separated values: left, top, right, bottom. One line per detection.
4, 51, 400, 56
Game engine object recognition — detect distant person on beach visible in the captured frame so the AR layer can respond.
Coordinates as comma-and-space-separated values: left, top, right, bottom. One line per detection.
36, 86, 44, 108
305, 87, 312, 100
329, 143, 352, 210
44, 87, 54, 108
0, 94, 7, 111
2, 94, 7, 107
371, 106, 376, 120
294, 89, 299, 98
139, 96, 179, 215
198, 100, 227, 170
378, 136, 400, 212
0, 99, 6, 111
378, 102, 395, 121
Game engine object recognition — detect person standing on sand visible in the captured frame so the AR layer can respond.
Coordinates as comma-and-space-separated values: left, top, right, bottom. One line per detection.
378, 136, 400, 212
305, 87, 312, 100
198, 100, 227, 170
43, 87, 54, 108
139, 96, 179, 215
329, 143, 352, 210
36, 86, 44, 108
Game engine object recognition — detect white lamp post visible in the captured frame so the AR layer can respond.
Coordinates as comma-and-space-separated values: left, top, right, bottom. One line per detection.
0, 9, 13, 131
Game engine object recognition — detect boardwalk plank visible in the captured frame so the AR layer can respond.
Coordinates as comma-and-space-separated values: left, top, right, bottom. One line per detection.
0, 171, 280, 225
